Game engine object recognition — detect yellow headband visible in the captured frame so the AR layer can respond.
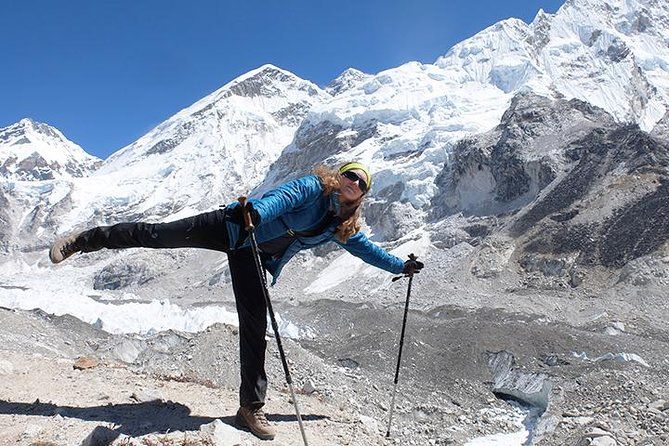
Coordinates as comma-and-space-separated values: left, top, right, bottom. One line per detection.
339, 162, 372, 191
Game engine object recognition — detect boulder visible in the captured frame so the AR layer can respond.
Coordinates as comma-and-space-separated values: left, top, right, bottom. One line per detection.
130, 389, 163, 403
80, 426, 120, 446
487, 350, 553, 409
73, 357, 99, 370
199, 419, 243, 446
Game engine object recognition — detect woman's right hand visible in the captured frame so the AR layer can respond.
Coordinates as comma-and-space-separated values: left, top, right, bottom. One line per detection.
227, 202, 260, 227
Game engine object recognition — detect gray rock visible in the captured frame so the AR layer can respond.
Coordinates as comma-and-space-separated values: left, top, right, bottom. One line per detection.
0, 359, 14, 375
111, 338, 145, 363
470, 237, 514, 279
80, 426, 120, 446
363, 200, 418, 242
617, 256, 669, 286
130, 389, 163, 403
302, 379, 316, 394
588, 436, 617, 446
93, 259, 157, 290
358, 414, 379, 434
611, 321, 625, 332
648, 399, 668, 411
199, 419, 243, 446
604, 327, 621, 336
431, 93, 611, 219
651, 110, 669, 142
487, 350, 553, 409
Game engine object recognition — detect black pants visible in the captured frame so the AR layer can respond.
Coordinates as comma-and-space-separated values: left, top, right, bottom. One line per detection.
80, 210, 268, 408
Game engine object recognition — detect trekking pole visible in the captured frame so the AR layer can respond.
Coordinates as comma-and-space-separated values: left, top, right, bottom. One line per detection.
386, 253, 418, 438
238, 197, 309, 446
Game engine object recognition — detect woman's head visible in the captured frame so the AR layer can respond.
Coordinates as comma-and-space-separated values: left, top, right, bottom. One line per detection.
314, 162, 372, 242
314, 162, 372, 202
338, 162, 371, 202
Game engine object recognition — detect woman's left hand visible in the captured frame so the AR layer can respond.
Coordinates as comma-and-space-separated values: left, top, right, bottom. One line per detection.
402, 258, 424, 275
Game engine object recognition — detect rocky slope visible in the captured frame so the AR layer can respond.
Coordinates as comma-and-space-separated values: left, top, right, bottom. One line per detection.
1, 291, 668, 446
0, 307, 382, 446
429, 92, 669, 289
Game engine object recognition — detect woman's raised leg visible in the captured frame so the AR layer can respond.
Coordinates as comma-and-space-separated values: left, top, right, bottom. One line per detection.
49, 209, 230, 263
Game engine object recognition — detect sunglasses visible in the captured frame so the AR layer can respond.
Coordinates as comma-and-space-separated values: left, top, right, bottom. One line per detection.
341, 170, 368, 193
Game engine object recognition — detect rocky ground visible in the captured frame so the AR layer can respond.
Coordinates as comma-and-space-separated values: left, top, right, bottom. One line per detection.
0, 307, 387, 446
1, 244, 668, 446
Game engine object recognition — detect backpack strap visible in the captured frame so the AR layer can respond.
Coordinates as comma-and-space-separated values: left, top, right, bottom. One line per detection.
280, 211, 341, 238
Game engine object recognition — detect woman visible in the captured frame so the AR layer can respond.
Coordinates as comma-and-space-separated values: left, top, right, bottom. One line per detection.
49, 161, 424, 440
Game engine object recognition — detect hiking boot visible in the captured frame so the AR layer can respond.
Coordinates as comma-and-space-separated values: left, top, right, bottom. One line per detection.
49, 232, 84, 264
235, 405, 276, 440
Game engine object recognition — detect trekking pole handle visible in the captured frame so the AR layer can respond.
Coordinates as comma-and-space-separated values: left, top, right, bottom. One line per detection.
392, 253, 418, 281
237, 196, 255, 231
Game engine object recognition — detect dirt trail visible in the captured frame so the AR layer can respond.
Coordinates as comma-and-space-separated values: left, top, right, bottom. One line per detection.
0, 350, 382, 446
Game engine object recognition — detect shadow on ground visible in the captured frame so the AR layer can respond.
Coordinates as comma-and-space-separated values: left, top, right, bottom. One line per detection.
0, 399, 327, 439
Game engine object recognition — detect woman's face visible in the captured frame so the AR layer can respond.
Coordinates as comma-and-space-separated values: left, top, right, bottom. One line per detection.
339, 169, 368, 203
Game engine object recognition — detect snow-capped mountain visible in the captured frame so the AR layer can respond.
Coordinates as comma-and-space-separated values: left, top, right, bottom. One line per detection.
435, 0, 669, 128
100, 64, 327, 176
0, 65, 331, 252
67, 64, 330, 225
2, 0, 669, 275
0, 118, 101, 181
2, 6, 669, 443
2, 65, 331, 240
259, 0, 669, 214
325, 68, 372, 96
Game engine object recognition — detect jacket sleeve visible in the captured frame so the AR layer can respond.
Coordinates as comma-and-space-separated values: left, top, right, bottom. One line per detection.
336, 231, 405, 274
251, 175, 324, 224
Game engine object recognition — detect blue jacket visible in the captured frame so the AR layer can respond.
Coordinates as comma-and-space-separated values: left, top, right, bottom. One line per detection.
225, 175, 405, 283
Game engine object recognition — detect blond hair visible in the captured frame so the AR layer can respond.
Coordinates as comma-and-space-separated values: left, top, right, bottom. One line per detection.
314, 164, 363, 242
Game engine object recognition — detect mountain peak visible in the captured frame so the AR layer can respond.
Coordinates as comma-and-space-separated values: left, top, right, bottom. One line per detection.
0, 119, 100, 181
18, 117, 35, 127
247, 63, 292, 77
216, 64, 323, 100
436, 16, 531, 65
338, 68, 367, 78
556, 0, 666, 33
532, 8, 552, 23
145, 64, 330, 139
326, 68, 371, 96
12, 118, 68, 142
494, 17, 530, 31
96, 63, 331, 213
228, 63, 296, 85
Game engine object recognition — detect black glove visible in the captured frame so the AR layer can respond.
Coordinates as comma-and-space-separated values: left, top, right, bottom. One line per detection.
402, 258, 424, 275
227, 202, 260, 227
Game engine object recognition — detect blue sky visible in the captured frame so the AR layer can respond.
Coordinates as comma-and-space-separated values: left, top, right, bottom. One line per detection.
2, 0, 565, 160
